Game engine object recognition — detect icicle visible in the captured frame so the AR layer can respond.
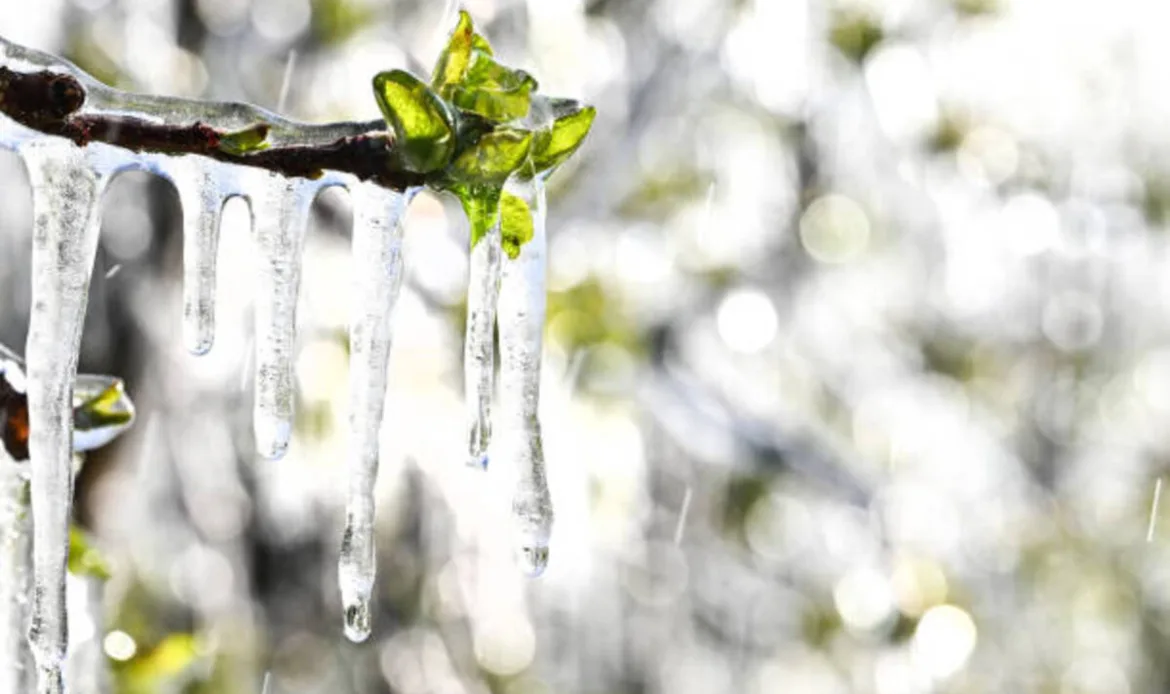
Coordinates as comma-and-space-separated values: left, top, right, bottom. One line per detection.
0, 453, 33, 694
21, 138, 105, 694
338, 181, 412, 643
171, 161, 224, 355
251, 174, 315, 460
496, 176, 552, 577
464, 228, 503, 470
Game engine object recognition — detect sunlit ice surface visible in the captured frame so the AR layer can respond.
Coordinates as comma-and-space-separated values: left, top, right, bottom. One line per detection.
5, 0, 1170, 692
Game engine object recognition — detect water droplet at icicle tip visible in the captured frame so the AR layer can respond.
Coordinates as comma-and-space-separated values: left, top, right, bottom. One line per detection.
466, 420, 489, 470
343, 600, 372, 643
253, 413, 292, 461
517, 543, 550, 578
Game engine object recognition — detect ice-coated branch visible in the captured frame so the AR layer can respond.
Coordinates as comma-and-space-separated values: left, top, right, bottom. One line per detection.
0, 66, 426, 191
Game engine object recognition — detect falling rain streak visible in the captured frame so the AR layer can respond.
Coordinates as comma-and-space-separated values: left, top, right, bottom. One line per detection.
1150, 478, 1163, 543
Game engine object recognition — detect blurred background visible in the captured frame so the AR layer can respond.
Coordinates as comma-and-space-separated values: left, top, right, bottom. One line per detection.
4, 0, 1170, 691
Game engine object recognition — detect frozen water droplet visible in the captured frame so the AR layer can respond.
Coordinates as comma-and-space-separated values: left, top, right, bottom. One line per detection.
34, 663, 62, 694
496, 176, 554, 576
21, 138, 105, 693
467, 450, 489, 471
337, 182, 411, 642
343, 601, 371, 643
466, 418, 490, 469
338, 510, 374, 642
252, 175, 316, 460
170, 159, 224, 356
253, 413, 292, 461
464, 229, 502, 470
516, 544, 550, 577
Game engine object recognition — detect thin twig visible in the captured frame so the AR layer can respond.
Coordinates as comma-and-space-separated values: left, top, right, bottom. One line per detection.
0, 67, 426, 191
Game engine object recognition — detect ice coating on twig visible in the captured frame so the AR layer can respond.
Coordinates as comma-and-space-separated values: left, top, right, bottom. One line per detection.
496, 176, 552, 577
463, 227, 502, 470
338, 182, 412, 642
252, 174, 316, 460
22, 138, 104, 694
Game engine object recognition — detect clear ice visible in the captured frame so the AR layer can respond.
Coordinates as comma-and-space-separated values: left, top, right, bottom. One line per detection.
338, 182, 413, 643
496, 176, 553, 577
172, 159, 224, 356
251, 174, 316, 460
0, 449, 33, 694
22, 137, 104, 694
0, 33, 407, 673
0, 25, 565, 667
464, 226, 503, 470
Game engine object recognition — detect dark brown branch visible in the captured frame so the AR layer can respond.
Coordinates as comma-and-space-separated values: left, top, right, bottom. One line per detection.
0, 67, 428, 190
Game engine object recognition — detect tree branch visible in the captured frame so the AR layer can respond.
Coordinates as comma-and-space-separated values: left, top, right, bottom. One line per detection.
0, 67, 428, 190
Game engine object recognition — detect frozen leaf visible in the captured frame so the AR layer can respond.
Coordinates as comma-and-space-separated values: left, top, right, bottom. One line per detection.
457, 185, 504, 250
447, 51, 537, 122
216, 123, 270, 156
499, 190, 533, 259
471, 32, 493, 55
530, 101, 596, 175
449, 127, 532, 247
372, 70, 456, 173
449, 127, 532, 186
71, 375, 135, 452
431, 10, 475, 92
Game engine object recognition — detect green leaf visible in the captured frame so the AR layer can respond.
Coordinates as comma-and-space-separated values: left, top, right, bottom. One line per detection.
499, 191, 534, 259
471, 32, 493, 55
372, 70, 457, 173
447, 51, 537, 122
431, 10, 475, 91
217, 124, 270, 156
69, 525, 111, 581
456, 185, 504, 250
531, 102, 596, 175
449, 127, 532, 186
72, 375, 135, 452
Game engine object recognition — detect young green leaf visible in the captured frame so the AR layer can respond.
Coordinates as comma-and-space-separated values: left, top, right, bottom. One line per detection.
431, 10, 475, 91
499, 191, 534, 259
217, 123, 271, 156
456, 184, 504, 250
447, 51, 537, 122
72, 375, 135, 452
531, 102, 596, 175
471, 32, 493, 55
449, 127, 533, 186
372, 69, 457, 173
68, 525, 111, 581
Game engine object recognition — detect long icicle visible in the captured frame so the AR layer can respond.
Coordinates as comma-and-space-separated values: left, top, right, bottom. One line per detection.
338, 182, 412, 642
464, 227, 503, 470
496, 176, 552, 576
251, 174, 315, 460
0, 452, 33, 693
172, 160, 224, 356
22, 138, 104, 694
